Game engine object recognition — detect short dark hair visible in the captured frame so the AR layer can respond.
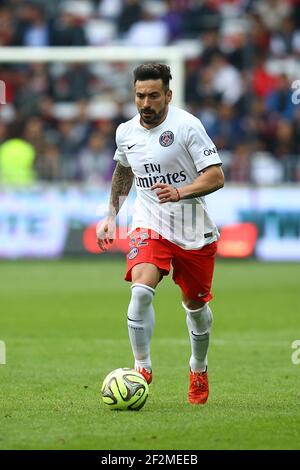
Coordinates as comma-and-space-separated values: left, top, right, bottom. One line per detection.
133, 63, 172, 91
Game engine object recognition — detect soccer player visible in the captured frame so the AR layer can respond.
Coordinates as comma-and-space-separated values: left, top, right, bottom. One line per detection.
96, 63, 224, 405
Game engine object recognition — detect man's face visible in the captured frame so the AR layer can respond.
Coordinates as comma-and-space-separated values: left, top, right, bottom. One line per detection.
135, 79, 172, 127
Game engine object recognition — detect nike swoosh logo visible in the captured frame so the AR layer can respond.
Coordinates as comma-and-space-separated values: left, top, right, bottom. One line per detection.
127, 144, 137, 150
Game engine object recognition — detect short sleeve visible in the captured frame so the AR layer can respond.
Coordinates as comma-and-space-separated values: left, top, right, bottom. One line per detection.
186, 117, 222, 172
113, 124, 131, 168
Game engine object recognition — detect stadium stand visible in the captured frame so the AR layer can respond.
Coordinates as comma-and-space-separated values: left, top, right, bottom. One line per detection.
0, 0, 300, 184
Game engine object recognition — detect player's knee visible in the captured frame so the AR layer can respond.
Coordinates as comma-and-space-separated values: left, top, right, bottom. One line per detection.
131, 264, 161, 288
183, 298, 206, 310
131, 283, 155, 307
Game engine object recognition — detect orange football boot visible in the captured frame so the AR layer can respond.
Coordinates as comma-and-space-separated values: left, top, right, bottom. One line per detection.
136, 367, 153, 385
188, 369, 209, 404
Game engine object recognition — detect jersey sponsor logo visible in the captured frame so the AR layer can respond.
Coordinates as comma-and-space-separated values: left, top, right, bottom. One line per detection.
159, 130, 174, 147
135, 170, 187, 188
203, 147, 217, 156
198, 292, 209, 298
127, 247, 139, 259
127, 143, 137, 150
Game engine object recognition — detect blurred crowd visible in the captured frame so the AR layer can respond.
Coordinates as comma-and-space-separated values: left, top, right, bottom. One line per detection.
1, 0, 300, 185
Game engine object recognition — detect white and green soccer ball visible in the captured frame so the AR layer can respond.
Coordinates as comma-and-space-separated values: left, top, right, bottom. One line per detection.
101, 368, 149, 411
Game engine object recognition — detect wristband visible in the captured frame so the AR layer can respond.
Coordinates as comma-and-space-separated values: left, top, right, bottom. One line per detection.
175, 188, 181, 201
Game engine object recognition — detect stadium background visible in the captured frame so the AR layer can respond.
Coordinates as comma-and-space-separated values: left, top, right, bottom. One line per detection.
0, 0, 300, 260
0, 0, 300, 451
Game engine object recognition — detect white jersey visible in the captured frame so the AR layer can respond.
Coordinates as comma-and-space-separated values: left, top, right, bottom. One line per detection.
113, 105, 222, 250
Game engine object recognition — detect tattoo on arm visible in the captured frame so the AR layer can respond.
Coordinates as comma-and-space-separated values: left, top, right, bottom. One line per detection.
108, 162, 134, 216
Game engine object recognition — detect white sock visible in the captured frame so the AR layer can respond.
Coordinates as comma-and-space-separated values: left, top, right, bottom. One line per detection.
183, 302, 213, 373
127, 283, 155, 372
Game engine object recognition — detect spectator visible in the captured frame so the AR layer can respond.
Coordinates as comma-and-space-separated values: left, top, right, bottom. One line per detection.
99, 0, 122, 20
116, 0, 142, 37
182, 0, 221, 37
162, 0, 184, 42
0, 138, 36, 185
0, 6, 14, 46
246, 97, 273, 147
12, 1, 50, 47
78, 131, 113, 184
51, 10, 87, 46
55, 119, 83, 180
210, 102, 246, 150
125, 4, 169, 47
209, 53, 244, 105
272, 119, 297, 181
23, 115, 46, 159
269, 16, 300, 57
252, 54, 279, 98
65, 64, 92, 101
265, 74, 298, 121
200, 28, 222, 66
227, 31, 255, 71
229, 143, 251, 183
36, 141, 60, 181
251, 150, 284, 185
254, 0, 292, 33
13, 65, 48, 118
247, 12, 270, 56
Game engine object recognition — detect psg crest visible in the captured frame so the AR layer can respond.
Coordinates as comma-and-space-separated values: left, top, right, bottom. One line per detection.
159, 130, 174, 147
128, 247, 139, 260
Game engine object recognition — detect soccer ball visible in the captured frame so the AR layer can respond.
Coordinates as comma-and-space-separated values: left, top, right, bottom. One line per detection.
101, 368, 149, 411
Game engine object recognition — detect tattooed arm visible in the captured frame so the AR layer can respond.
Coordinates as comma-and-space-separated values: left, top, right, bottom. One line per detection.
97, 162, 134, 251
108, 162, 134, 216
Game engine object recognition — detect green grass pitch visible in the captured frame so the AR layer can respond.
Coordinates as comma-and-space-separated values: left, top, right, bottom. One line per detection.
0, 258, 299, 450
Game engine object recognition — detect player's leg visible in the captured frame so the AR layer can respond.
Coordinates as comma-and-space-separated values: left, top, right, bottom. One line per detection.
171, 241, 217, 404
125, 229, 172, 384
127, 263, 161, 382
182, 296, 212, 404
182, 295, 212, 374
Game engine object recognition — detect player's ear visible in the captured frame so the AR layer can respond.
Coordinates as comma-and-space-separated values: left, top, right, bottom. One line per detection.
166, 89, 172, 103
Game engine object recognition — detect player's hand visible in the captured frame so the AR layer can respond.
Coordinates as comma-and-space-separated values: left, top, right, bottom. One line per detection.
151, 183, 181, 203
96, 216, 116, 251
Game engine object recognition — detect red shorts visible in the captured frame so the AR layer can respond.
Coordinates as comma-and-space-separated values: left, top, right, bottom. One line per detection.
125, 228, 217, 302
